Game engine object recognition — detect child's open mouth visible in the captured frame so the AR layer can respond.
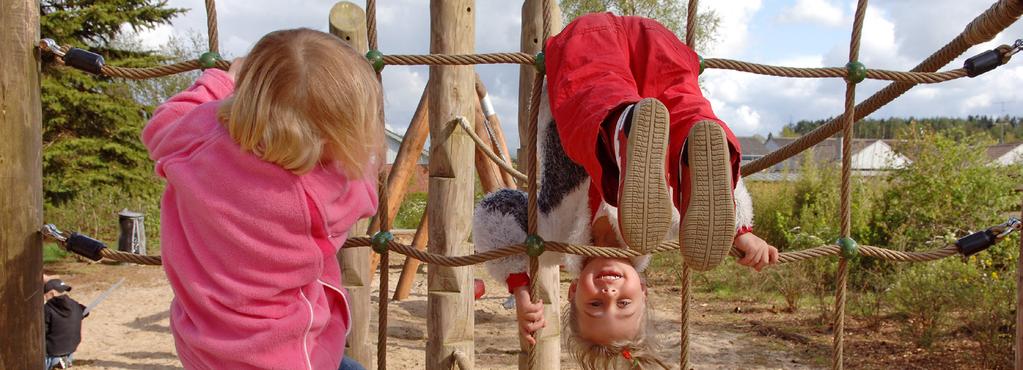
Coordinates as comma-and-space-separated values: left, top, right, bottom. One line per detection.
594, 271, 623, 281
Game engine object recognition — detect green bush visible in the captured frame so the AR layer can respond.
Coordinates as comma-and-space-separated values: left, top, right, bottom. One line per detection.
393, 192, 428, 229
889, 258, 981, 347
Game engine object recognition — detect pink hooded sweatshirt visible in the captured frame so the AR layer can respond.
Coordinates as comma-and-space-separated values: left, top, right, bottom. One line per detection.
142, 69, 378, 370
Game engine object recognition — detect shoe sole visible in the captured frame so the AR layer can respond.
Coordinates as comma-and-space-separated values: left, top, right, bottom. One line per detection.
681, 121, 735, 271
619, 98, 672, 253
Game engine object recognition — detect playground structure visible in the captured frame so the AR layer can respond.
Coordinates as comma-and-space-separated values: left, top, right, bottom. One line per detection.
3, 0, 1023, 369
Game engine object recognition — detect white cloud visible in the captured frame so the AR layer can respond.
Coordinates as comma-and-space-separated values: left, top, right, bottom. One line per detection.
136, 0, 1023, 145
703, 0, 762, 58
777, 0, 844, 27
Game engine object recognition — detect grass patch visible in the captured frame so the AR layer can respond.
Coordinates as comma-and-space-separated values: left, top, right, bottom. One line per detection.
43, 243, 68, 263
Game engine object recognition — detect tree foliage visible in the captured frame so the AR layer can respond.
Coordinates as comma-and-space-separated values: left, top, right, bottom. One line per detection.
40, 0, 184, 204
783, 115, 1023, 143
559, 0, 720, 52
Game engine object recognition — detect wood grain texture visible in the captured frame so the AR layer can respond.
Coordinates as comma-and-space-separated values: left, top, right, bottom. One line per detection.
0, 0, 44, 369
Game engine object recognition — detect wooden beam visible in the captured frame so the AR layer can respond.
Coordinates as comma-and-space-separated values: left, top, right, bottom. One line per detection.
426, 0, 475, 368
368, 87, 430, 235
392, 211, 429, 301
475, 75, 517, 189
518, 2, 563, 369
329, 3, 373, 368
0, 0, 44, 369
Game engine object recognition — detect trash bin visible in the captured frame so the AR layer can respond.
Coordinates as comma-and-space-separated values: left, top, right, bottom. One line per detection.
118, 209, 146, 255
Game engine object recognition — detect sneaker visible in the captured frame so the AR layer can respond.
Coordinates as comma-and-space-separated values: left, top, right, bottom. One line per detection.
617, 98, 673, 253
679, 120, 735, 271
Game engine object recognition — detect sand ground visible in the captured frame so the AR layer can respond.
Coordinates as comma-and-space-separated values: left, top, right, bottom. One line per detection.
50, 260, 818, 370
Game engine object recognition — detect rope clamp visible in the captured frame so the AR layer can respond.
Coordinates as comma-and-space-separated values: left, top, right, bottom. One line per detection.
1006, 39, 1023, 58
42, 224, 68, 243
40, 39, 64, 57
992, 217, 1021, 240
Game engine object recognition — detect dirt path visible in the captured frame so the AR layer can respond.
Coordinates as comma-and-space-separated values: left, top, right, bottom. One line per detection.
47, 261, 819, 369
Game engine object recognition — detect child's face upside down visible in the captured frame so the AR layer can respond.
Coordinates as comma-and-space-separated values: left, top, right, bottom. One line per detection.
570, 257, 647, 345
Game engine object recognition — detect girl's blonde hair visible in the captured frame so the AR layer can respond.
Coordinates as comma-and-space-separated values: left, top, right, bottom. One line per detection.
564, 273, 669, 370
219, 28, 384, 177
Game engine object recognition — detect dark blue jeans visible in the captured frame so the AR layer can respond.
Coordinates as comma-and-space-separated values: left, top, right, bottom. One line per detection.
339, 355, 366, 370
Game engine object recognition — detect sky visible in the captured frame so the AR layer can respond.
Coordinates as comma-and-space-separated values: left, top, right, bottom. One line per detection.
132, 0, 1023, 152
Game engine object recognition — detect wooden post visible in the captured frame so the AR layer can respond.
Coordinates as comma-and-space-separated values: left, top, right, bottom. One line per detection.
475, 99, 503, 193
517, 0, 561, 168
475, 75, 517, 189
1016, 185, 1022, 370
518, 2, 563, 369
1, 0, 44, 369
393, 211, 429, 301
329, 3, 373, 367
426, 0, 475, 368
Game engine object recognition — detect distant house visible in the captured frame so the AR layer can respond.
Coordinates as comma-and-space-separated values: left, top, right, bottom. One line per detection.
762, 136, 909, 171
385, 129, 428, 165
986, 142, 1023, 166
383, 128, 430, 193
742, 135, 910, 181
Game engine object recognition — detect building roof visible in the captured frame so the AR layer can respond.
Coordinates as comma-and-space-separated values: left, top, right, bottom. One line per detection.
737, 136, 770, 156
987, 142, 1023, 161
385, 128, 430, 159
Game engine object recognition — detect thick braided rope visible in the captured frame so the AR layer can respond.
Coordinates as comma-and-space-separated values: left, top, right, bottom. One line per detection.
205, 0, 218, 53
832, 1, 869, 367
704, 59, 968, 83
99, 249, 162, 265
384, 53, 534, 66
681, 1, 699, 367
742, 0, 1023, 175
452, 117, 528, 181
367, 0, 378, 51
686, 0, 699, 47
49, 48, 984, 84
378, 250, 389, 370
341, 236, 963, 266
527, 2, 553, 367
87, 236, 964, 266
525, 73, 544, 236
832, 259, 850, 370
679, 265, 692, 370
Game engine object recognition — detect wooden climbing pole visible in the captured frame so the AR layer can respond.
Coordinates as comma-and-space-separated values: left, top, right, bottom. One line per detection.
328, 2, 374, 368
0, 0, 44, 368
426, 0, 476, 368
518, 3, 563, 369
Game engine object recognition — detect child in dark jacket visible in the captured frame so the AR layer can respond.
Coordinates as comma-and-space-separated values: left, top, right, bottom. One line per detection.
43, 278, 87, 370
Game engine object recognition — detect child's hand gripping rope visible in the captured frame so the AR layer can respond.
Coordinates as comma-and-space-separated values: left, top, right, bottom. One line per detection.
513, 286, 547, 346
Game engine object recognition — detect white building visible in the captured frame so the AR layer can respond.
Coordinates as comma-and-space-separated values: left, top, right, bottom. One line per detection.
385, 129, 428, 165
987, 142, 1023, 166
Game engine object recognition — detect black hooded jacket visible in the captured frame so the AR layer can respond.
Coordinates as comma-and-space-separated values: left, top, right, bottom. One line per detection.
44, 295, 86, 356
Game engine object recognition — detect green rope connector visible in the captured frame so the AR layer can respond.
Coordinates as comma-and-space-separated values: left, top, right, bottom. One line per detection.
525, 234, 545, 257
534, 52, 545, 74
699, 55, 705, 75
365, 50, 385, 73
846, 61, 867, 84
198, 51, 222, 70
372, 231, 393, 254
837, 237, 859, 259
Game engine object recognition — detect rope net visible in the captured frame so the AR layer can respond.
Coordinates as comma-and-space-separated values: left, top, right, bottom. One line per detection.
35, 0, 1023, 369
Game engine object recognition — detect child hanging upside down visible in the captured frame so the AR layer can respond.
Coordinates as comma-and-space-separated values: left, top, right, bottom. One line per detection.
474, 13, 779, 369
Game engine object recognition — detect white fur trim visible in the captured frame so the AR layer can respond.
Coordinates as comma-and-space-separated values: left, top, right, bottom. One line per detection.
734, 177, 754, 231
562, 201, 652, 276
472, 203, 529, 282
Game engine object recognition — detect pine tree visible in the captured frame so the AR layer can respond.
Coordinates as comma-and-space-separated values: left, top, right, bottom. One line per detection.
40, 0, 184, 204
